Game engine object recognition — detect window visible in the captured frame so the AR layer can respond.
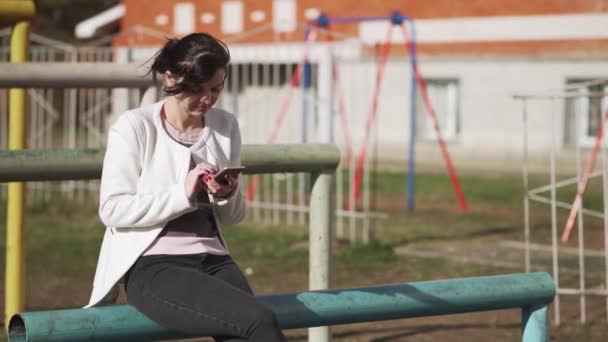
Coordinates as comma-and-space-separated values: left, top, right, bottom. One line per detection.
222, 1, 243, 34
416, 79, 460, 140
565, 80, 608, 146
174, 3, 195, 35
273, 0, 296, 33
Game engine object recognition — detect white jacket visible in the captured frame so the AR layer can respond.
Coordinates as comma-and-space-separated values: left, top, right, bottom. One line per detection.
86, 100, 246, 307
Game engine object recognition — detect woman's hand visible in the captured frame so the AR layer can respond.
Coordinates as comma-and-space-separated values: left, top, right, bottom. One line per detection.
185, 162, 217, 201
203, 174, 238, 199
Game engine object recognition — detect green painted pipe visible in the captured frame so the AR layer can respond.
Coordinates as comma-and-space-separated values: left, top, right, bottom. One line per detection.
9, 273, 554, 342
0, 144, 341, 182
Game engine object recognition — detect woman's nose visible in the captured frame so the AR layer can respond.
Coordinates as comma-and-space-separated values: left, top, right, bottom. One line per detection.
200, 95, 212, 105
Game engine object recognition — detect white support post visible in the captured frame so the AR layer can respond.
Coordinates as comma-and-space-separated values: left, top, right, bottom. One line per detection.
521, 99, 532, 273
602, 95, 608, 321
549, 98, 560, 325
110, 47, 131, 127
316, 48, 334, 145
309, 47, 333, 342
574, 100, 586, 323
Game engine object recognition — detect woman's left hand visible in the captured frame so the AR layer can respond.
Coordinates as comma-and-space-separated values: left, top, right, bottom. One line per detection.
202, 174, 238, 199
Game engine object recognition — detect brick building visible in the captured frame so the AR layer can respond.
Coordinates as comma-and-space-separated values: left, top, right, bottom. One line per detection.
94, 0, 607, 57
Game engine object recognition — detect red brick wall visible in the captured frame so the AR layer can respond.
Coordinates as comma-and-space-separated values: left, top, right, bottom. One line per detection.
114, 0, 608, 57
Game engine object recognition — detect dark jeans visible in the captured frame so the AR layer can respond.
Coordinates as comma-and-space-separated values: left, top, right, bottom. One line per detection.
125, 253, 287, 342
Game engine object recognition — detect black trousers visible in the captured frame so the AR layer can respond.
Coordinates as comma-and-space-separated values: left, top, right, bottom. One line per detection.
125, 253, 287, 342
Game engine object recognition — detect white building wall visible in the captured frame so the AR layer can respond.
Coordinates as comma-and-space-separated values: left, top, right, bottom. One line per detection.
119, 45, 608, 172
359, 58, 608, 172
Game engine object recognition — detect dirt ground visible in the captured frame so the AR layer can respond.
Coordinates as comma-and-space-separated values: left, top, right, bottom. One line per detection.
2, 195, 608, 341
6, 251, 606, 342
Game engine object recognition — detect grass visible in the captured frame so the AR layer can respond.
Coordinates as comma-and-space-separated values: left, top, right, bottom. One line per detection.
0, 171, 527, 301
365, 168, 604, 210
366, 169, 524, 206
0, 169, 603, 276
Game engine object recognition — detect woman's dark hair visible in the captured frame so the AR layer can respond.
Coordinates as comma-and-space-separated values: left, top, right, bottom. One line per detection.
148, 33, 230, 95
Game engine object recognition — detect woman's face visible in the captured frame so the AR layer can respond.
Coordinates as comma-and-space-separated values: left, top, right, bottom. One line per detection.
169, 68, 226, 117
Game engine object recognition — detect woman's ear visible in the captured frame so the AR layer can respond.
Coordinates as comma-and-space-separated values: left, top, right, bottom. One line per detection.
164, 71, 176, 87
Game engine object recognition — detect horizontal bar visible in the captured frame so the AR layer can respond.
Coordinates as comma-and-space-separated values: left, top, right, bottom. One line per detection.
248, 201, 387, 219
513, 91, 608, 100
326, 16, 392, 23
500, 240, 607, 257
0, 63, 156, 88
558, 288, 608, 296
308, 15, 413, 25
9, 273, 554, 342
0, 144, 341, 182
0, 1, 35, 23
528, 193, 604, 219
528, 171, 604, 196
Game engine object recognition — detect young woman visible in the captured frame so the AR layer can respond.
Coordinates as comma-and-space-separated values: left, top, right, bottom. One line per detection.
86, 33, 287, 342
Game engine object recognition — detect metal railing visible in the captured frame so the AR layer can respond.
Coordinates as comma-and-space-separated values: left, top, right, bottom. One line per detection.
8, 272, 555, 342
0, 62, 153, 88
0, 144, 339, 182
0, 144, 339, 341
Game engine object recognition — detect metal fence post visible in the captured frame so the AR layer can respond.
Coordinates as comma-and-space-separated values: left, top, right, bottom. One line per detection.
521, 305, 549, 342
308, 171, 334, 342
5, 18, 30, 331
308, 43, 334, 342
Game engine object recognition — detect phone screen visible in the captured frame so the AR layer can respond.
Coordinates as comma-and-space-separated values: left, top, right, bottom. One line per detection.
214, 166, 245, 184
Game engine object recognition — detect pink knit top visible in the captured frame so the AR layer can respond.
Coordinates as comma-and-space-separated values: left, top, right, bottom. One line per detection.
142, 117, 229, 256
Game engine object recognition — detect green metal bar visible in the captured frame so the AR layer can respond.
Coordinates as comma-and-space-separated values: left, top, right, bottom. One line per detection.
9, 273, 555, 342
522, 305, 549, 342
0, 144, 341, 182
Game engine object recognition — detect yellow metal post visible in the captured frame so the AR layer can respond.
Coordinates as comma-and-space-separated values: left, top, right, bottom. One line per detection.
0, 1, 34, 24
5, 20, 30, 331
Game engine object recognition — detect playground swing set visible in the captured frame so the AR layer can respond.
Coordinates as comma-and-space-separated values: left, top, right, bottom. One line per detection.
246, 11, 468, 214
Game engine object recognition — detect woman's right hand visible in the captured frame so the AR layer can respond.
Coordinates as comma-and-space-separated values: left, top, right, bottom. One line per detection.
185, 162, 217, 201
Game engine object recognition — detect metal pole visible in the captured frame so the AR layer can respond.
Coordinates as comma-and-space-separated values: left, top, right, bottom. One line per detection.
308, 172, 333, 342
522, 99, 531, 273
0, 1, 34, 22
521, 305, 549, 342
10, 272, 555, 342
320, 16, 391, 24
309, 47, 334, 342
0, 62, 155, 88
269, 63, 280, 226
603, 113, 608, 321
0, 144, 341, 182
406, 20, 417, 212
5, 19, 29, 331
574, 97, 586, 323
301, 26, 312, 203
549, 98, 560, 324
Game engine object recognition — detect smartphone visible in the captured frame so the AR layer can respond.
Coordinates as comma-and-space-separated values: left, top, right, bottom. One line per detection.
213, 166, 246, 184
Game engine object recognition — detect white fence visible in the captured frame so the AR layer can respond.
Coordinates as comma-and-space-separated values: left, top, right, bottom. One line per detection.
0, 31, 385, 243
518, 80, 608, 324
